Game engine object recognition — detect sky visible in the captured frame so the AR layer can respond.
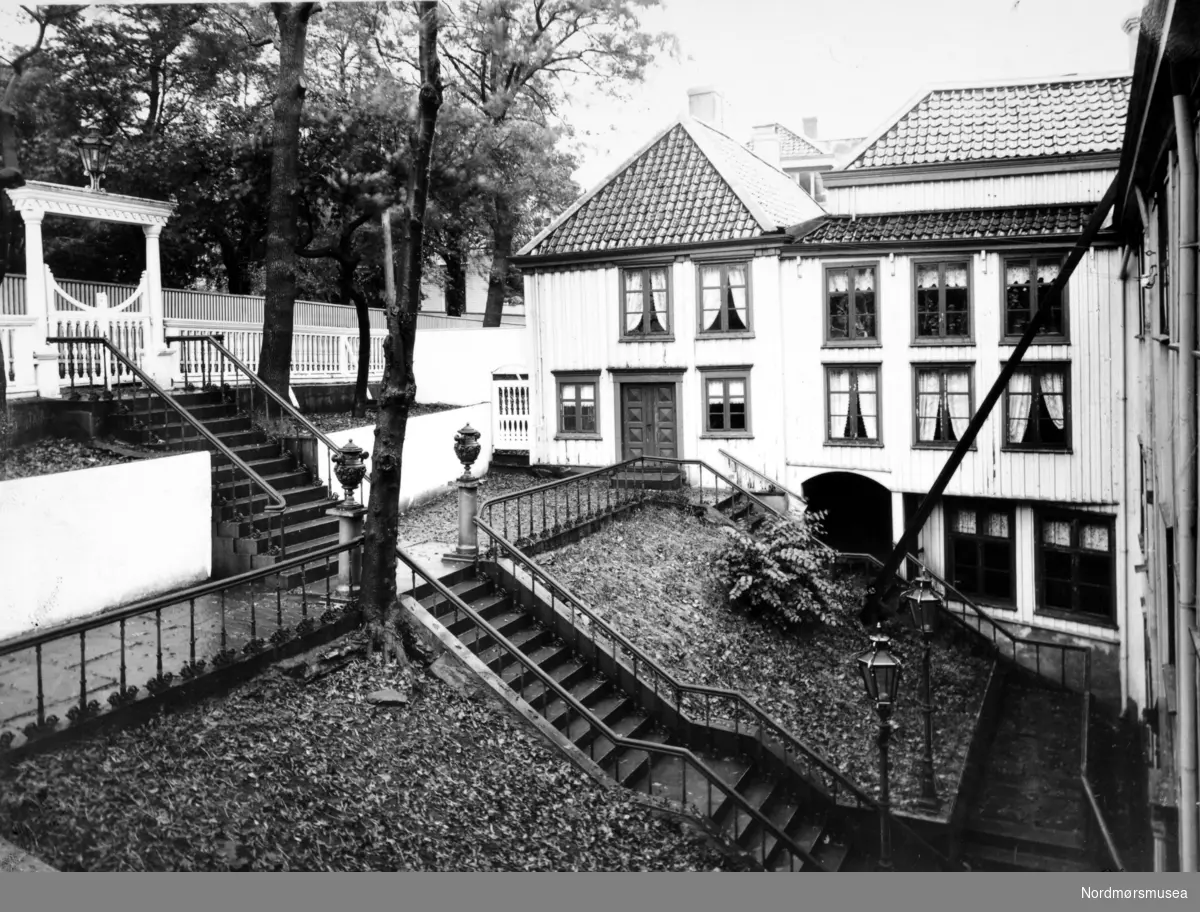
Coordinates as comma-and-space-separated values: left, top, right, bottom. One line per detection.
565, 0, 1140, 189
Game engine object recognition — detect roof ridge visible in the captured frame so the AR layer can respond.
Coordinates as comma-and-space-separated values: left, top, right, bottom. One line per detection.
683, 118, 780, 231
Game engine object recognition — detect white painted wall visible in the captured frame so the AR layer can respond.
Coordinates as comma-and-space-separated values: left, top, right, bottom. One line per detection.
317, 402, 493, 519
413, 327, 530, 405
0, 453, 212, 642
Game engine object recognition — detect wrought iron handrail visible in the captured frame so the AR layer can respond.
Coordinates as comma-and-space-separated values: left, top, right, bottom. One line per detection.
0, 538, 360, 751
395, 545, 827, 872
46, 335, 289, 555
841, 549, 1124, 871
167, 333, 362, 506
717, 449, 807, 510
475, 457, 959, 869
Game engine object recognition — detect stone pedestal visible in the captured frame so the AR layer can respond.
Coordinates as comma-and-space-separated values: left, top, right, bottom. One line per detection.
444, 477, 481, 563
326, 501, 367, 596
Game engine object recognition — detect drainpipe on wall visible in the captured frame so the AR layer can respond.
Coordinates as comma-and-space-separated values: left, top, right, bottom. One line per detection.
1172, 66, 1199, 873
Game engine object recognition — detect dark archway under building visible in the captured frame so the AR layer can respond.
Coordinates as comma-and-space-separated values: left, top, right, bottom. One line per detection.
801, 471, 893, 562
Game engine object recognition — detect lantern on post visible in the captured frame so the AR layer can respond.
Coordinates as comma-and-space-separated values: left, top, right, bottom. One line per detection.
855, 627, 904, 871
900, 568, 943, 812
77, 132, 114, 193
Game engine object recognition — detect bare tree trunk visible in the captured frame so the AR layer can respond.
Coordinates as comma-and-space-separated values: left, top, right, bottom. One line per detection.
481, 195, 515, 328
444, 228, 466, 316
358, 0, 442, 664
257, 2, 317, 397
348, 283, 371, 418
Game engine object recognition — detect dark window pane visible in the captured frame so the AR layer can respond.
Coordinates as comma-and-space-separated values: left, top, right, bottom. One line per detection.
562, 407, 577, 432
1077, 585, 1111, 619
916, 289, 940, 336
1045, 579, 1073, 611
1043, 551, 1072, 581
855, 292, 876, 338
581, 404, 596, 432
829, 293, 849, 338
1078, 554, 1111, 586
983, 569, 1012, 601
729, 402, 746, 430
945, 287, 969, 335
1042, 299, 1064, 335
708, 401, 725, 431
982, 541, 1011, 572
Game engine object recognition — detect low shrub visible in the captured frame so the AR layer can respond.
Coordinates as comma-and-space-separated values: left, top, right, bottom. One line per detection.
712, 510, 855, 630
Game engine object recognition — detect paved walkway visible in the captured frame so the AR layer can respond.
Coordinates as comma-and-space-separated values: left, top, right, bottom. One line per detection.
0, 541, 459, 745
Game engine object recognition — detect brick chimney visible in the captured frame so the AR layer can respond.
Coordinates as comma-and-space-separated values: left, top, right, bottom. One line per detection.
687, 86, 725, 130
751, 124, 781, 167
1122, 12, 1140, 71
802, 116, 818, 140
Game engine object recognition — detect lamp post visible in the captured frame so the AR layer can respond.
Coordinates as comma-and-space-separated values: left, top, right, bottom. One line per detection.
901, 568, 942, 813
856, 626, 904, 871
77, 132, 114, 193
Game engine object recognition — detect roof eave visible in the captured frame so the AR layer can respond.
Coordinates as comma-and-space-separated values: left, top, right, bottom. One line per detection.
512, 231, 792, 269
824, 152, 1122, 186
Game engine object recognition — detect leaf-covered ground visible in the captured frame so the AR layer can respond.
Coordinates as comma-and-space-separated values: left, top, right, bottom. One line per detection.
304, 403, 459, 434
539, 504, 993, 813
398, 468, 554, 547
0, 436, 163, 481
0, 648, 733, 871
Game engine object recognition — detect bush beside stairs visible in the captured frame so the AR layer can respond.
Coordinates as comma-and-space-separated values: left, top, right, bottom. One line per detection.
113, 387, 342, 583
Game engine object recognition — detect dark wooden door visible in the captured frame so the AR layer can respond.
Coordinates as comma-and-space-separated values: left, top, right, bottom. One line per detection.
621, 383, 677, 459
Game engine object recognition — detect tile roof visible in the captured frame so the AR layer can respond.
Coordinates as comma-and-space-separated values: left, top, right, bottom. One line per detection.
748, 123, 826, 158
524, 119, 823, 258
793, 204, 1097, 245
845, 76, 1131, 170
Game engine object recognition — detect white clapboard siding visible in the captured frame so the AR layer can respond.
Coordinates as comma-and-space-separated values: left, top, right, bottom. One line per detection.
824, 169, 1119, 215
781, 247, 1126, 507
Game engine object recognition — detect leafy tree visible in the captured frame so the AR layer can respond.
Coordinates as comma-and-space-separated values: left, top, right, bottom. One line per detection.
437, 0, 671, 326
359, 0, 443, 666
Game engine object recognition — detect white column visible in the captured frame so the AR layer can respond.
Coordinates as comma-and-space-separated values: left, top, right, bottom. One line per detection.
20, 208, 60, 398
142, 223, 176, 386
891, 489, 909, 580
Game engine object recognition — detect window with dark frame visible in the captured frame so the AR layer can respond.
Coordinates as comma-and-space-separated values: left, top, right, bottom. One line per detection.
703, 374, 750, 435
621, 266, 671, 338
915, 365, 972, 446
826, 365, 879, 443
1004, 362, 1070, 449
557, 378, 598, 436
698, 262, 750, 333
945, 500, 1015, 606
1158, 199, 1170, 338
1037, 510, 1116, 624
915, 260, 970, 339
1003, 253, 1066, 338
826, 264, 878, 342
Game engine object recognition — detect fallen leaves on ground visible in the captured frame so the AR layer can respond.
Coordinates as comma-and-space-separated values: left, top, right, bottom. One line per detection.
304, 403, 459, 435
0, 649, 732, 871
539, 504, 993, 812
0, 437, 162, 481
398, 469, 549, 546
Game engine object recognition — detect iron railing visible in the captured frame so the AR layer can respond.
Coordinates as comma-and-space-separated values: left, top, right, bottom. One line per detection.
0, 539, 360, 755
45, 336, 289, 556
842, 549, 1124, 871
395, 545, 828, 872
718, 449, 807, 512
166, 333, 363, 507
475, 458, 959, 870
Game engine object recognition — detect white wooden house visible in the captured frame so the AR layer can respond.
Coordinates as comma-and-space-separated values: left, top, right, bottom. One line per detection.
514, 75, 1135, 707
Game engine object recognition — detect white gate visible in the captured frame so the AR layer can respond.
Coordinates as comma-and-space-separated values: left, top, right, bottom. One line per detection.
47, 265, 149, 387
492, 366, 530, 451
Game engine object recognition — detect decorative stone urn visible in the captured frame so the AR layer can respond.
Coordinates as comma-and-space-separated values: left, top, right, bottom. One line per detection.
453, 424, 482, 481
332, 440, 369, 507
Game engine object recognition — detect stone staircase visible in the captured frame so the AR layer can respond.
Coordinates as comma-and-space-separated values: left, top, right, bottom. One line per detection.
960, 677, 1092, 871
114, 388, 342, 581
413, 568, 872, 871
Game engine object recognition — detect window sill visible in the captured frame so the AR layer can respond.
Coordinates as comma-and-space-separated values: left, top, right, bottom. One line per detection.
911, 337, 974, 347
949, 595, 1017, 613
1034, 607, 1119, 632
1000, 446, 1073, 455
619, 335, 675, 344
697, 331, 755, 340
914, 442, 978, 451
824, 439, 883, 448
701, 432, 754, 440
555, 433, 602, 441
999, 336, 1069, 347
822, 340, 882, 349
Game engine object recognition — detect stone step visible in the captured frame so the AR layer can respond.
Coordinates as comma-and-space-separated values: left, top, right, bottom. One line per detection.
609, 471, 683, 491
962, 840, 1094, 873
231, 512, 342, 555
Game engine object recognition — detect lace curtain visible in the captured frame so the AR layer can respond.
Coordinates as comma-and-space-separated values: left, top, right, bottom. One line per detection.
944, 264, 969, 288
857, 369, 877, 439
1006, 262, 1031, 286
855, 267, 875, 292
1007, 371, 1033, 443
1040, 369, 1065, 429
828, 270, 849, 294
648, 268, 668, 331
828, 369, 850, 438
917, 371, 941, 441
916, 264, 940, 290
946, 370, 971, 439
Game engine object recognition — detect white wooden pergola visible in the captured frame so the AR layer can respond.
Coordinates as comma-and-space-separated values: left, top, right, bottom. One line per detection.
4, 180, 176, 396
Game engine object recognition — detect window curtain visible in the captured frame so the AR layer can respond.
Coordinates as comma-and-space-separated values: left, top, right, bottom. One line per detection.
916, 265, 940, 290
649, 269, 668, 332
1007, 371, 1033, 442
829, 369, 850, 438
917, 371, 941, 441
1040, 369, 1065, 429
828, 270, 849, 294
701, 266, 722, 332
854, 268, 875, 292
1007, 262, 1031, 287
727, 264, 748, 330
857, 370, 877, 439
624, 271, 644, 333
946, 370, 971, 439
944, 264, 969, 288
